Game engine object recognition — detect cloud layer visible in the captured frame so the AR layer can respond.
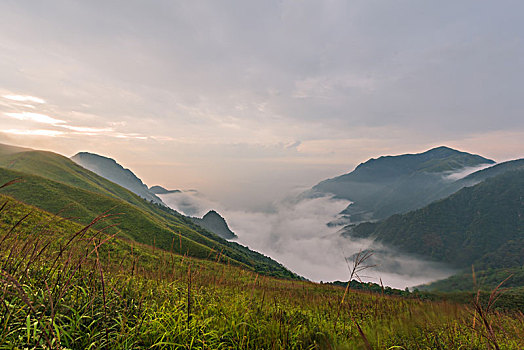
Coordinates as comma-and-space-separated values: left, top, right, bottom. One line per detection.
0, 1, 523, 208
160, 191, 454, 289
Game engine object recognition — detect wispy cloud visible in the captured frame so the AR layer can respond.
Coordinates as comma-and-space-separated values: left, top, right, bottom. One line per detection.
3, 129, 64, 137
114, 133, 147, 140
3, 94, 46, 104
4, 112, 65, 125
1, 92, 152, 140
61, 125, 114, 133
443, 163, 495, 181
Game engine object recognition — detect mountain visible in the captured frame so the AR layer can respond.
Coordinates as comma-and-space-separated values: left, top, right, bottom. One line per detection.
310, 146, 494, 224
149, 185, 181, 194
191, 210, 237, 239
349, 169, 524, 271
0, 143, 297, 279
71, 152, 163, 205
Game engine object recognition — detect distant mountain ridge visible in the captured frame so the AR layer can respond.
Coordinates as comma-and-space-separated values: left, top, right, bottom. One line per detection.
71, 152, 164, 205
191, 210, 237, 240
310, 146, 495, 223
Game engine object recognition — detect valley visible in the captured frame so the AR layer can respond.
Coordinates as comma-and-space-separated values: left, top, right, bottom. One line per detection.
0, 142, 522, 348
1, 3, 523, 347
0, 172, 523, 348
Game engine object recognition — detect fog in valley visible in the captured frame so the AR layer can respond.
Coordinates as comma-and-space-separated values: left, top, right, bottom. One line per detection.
159, 190, 455, 289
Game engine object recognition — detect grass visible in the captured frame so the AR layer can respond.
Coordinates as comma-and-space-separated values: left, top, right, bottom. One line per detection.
0, 189, 523, 349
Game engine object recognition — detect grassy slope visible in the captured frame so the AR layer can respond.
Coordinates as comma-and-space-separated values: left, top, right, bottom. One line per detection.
0, 147, 295, 278
0, 193, 522, 349
0, 167, 219, 258
0, 150, 156, 210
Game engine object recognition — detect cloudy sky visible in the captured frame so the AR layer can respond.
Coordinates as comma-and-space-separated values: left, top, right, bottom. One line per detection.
1, 1, 523, 209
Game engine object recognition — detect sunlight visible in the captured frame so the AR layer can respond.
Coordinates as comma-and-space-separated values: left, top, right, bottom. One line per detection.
61, 125, 114, 133
3, 94, 46, 104
3, 128, 64, 137
4, 112, 65, 125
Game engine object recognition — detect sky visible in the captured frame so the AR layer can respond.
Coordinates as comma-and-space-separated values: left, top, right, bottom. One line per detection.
1, 0, 524, 210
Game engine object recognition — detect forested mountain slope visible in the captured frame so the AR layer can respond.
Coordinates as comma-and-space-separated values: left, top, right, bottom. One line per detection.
350, 169, 523, 269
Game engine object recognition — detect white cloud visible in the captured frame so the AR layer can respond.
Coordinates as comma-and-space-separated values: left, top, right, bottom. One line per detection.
159, 191, 455, 289
114, 133, 147, 140
61, 125, 114, 133
4, 112, 65, 125
443, 163, 495, 181
3, 94, 45, 104
2, 129, 64, 137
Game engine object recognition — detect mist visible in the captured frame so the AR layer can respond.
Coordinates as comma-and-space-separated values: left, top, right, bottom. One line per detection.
443, 163, 495, 181
159, 191, 455, 289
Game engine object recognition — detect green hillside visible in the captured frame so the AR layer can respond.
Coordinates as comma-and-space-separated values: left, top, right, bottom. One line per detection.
0, 144, 296, 278
0, 148, 156, 211
350, 169, 524, 290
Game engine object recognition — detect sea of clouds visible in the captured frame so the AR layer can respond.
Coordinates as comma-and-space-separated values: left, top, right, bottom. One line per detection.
159, 190, 454, 289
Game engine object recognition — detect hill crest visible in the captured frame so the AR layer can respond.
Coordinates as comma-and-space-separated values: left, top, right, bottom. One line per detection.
71, 152, 164, 205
